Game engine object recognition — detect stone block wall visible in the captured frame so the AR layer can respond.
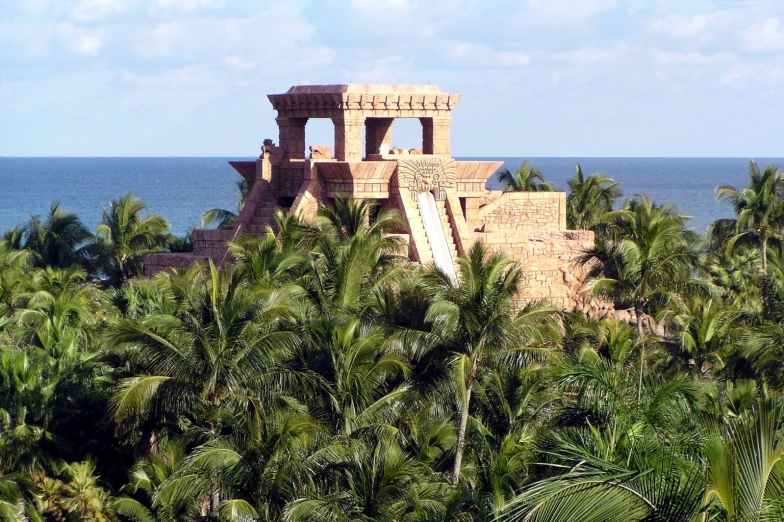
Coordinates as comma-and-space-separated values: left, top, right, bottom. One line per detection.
193, 229, 235, 260
475, 192, 566, 232
478, 229, 596, 311
144, 253, 212, 277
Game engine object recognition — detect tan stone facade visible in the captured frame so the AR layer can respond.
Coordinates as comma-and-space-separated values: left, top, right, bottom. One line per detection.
145, 84, 596, 311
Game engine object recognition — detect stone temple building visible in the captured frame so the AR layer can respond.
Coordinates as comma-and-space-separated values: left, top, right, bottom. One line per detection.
145, 84, 596, 311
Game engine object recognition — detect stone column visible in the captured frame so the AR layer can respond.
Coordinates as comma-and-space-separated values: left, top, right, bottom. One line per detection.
421, 115, 452, 156
276, 117, 308, 160
333, 115, 364, 161
365, 118, 394, 156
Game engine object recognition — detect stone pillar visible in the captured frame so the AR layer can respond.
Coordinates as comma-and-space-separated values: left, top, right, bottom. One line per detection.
276, 117, 308, 160
365, 118, 394, 156
420, 116, 452, 156
333, 115, 364, 161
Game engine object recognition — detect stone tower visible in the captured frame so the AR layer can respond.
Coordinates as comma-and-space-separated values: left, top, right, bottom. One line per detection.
146, 84, 596, 311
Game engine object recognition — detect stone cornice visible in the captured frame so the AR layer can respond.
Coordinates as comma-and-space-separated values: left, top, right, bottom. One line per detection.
268, 87, 460, 118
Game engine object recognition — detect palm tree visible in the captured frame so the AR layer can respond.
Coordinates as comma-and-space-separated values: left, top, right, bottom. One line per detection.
93, 192, 170, 285
201, 178, 251, 228
566, 163, 622, 230
39, 460, 118, 521
702, 391, 784, 521
582, 195, 700, 399
0, 242, 31, 320
114, 438, 194, 521
293, 317, 411, 437
285, 437, 428, 522
658, 296, 739, 379
304, 197, 405, 318
712, 160, 784, 274
498, 162, 555, 192
500, 353, 704, 522
108, 261, 300, 518
227, 219, 307, 288
707, 249, 762, 314
423, 242, 560, 485
15, 202, 92, 268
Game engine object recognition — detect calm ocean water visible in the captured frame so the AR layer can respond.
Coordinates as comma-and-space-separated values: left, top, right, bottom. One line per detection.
1, 157, 782, 236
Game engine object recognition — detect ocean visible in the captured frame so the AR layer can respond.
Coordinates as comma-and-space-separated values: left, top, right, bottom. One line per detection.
1, 157, 782, 237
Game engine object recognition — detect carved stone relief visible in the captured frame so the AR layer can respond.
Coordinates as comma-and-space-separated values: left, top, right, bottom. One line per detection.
395, 157, 456, 200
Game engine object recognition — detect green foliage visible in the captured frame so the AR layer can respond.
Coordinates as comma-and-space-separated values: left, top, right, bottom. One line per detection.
711, 160, 784, 273
2, 164, 784, 521
566, 163, 622, 230
93, 191, 171, 285
498, 162, 555, 192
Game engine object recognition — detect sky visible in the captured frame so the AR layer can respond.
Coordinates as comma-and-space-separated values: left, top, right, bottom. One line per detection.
2, 0, 784, 157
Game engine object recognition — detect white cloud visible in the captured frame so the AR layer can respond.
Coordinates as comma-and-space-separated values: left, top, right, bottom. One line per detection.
723, 62, 784, 84
496, 51, 532, 66
222, 56, 254, 71
138, 22, 181, 57
551, 44, 634, 64
441, 41, 531, 68
120, 67, 201, 87
352, 0, 411, 13
742, 17, 784, 53
58, 23, 104, 56
652, 50, 734, 64
649, 12, 730, 42
527, 0, 618, 18
152, 0, 225, 14
299, 46, 336, 67
71, 0, 126, 22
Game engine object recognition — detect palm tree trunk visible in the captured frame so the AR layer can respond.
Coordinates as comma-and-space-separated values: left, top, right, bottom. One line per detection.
452, 357, 479, 486
762, 237, 768, 274
636, 305, 644, 402
211, 487, 220, 516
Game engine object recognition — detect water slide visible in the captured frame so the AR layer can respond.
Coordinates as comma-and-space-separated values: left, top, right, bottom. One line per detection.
416, 191, 458, 283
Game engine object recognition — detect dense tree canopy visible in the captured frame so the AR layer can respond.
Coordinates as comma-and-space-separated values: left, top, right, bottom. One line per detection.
2, 161, 784, 521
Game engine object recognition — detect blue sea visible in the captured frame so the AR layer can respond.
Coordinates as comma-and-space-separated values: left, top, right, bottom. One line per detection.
1, 157, 782, 236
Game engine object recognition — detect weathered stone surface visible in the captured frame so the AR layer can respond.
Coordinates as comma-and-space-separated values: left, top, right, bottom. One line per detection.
145, 83, 600, 313
309, 145, 332, 159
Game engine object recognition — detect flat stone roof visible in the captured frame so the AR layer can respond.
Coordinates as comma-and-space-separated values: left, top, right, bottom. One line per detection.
286, 84, 445, 95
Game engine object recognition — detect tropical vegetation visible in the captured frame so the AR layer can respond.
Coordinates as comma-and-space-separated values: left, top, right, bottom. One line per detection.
1, 160, 784, 521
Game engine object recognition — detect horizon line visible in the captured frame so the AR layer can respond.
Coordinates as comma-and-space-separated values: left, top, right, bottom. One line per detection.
2, 155, 783, 160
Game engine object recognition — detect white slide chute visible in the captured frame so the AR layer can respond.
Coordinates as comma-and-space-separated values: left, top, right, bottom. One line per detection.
416, 191, 458, 283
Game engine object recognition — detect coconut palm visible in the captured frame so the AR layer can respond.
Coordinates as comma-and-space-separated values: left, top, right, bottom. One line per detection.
498, 162, 555, 192
566, 163, 622, 230
707, 249, 763, 314
227, 228, 306, 288
581, 195, 700, 399
500, 353, 704, 522
501, 450, 705, 522
423, 242, 560, 485
12, 202, 92, 269
658, 296, 739, 379
304, 197, 405, 317
711, 160, 784, 274
201, 178, 251, 228
108, 262, 299, 440
114, 438, 192, 521
285, 436, 429, 522
294, 317, 411, 437
93, 192, 170, 285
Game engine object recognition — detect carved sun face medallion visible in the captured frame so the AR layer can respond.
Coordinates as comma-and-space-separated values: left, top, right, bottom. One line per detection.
397, 158, 456, 201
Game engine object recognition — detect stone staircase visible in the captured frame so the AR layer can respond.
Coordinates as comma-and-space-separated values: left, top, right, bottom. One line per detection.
244, 196, 284, 235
